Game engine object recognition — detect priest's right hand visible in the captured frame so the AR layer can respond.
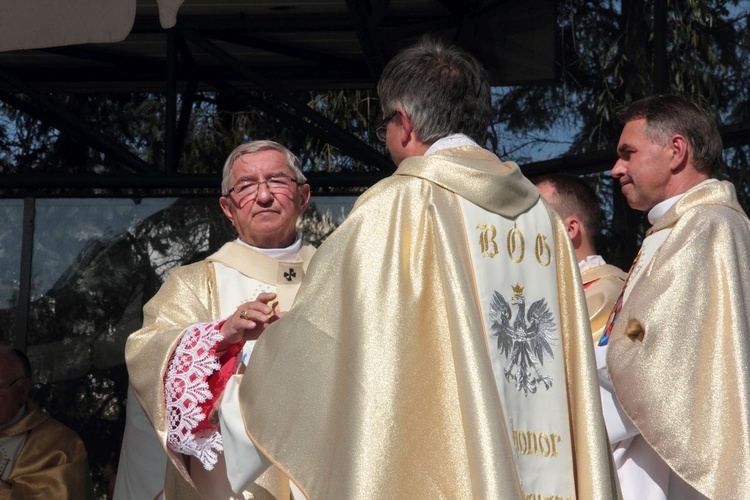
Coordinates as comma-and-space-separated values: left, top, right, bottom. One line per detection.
217, 292, 279, 350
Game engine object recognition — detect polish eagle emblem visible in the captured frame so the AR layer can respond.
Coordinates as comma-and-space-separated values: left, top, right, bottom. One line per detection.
489, 284, 558, 396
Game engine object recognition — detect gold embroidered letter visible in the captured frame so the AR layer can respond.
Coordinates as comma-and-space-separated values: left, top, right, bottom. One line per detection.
477, 224, 499, 257
549, 433, 561, 457
539, 433, 551, 457
535, 233, 551, 266
507, 223, 525, 263
526, 431, 539, 455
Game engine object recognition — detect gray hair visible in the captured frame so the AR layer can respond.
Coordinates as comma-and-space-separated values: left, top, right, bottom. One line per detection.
616, 95, 723, 174
377, 37, 492, 145
221, 140, 307, 195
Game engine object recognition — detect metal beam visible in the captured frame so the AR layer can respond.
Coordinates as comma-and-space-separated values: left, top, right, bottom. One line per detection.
345, 0, 390, 79
13, 198, 34, 352
522, 150, 617, 177
175, 33, 199, 160
165, 28, 179, 173
0, 172, 388, 190
182, 29, 394, 172
0, 74, 155, 174
205, 31, 366, 72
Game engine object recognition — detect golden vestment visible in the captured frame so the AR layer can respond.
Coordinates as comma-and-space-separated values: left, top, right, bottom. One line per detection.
240, 147, 619, 499
607, 180, 750, 498
125, 241, 315, 499
581, 263, 626, 343
0, 402, 94, 500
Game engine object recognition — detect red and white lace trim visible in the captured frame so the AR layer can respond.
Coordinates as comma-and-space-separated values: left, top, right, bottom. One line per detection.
165, 320, 224, 470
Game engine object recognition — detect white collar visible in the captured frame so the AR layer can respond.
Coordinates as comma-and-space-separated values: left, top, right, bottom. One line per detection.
236, 233, 302, 261
424, 134, 480, 156
578, 255, 607, 273
647, 179, 717, 224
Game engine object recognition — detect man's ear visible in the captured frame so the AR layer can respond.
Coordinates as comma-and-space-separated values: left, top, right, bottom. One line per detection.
219, 196, 236, 227
566, 217, 581, 240
396, 109, 413, 145
298, 184, 311, 213
669, 134, 689, 171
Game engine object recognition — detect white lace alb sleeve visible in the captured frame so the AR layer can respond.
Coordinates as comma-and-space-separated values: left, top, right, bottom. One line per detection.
164, 319, 225, 470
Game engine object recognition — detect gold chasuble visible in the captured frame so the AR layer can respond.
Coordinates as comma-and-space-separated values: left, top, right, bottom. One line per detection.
0, 402, 94, 499
581, 265, 627, 344
607, 181, 750, 498
239, 147, 619, 499
125, 241, 315, 499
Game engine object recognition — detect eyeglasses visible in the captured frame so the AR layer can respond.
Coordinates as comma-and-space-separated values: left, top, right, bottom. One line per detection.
376, 111, 398, 143
225, 174, 301, 205
0, 376, 24, 395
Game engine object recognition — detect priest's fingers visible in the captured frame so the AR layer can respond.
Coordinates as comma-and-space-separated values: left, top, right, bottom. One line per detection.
253, 292, 277, 307
220, 307, 267, 347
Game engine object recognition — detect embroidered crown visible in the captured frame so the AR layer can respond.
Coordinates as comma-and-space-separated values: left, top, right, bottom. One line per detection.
512, 283, 524, 295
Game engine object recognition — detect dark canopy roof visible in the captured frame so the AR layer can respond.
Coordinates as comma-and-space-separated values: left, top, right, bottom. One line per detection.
0, 0, 561, 193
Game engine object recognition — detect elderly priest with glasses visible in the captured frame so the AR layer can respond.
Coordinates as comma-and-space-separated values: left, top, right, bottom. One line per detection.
120, 140, 314, 499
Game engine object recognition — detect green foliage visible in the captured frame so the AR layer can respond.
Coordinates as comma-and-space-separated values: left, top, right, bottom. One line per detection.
495, 0, 750, 159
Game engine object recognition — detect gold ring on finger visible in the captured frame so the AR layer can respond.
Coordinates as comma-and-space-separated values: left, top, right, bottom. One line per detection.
240, 309, 248, 320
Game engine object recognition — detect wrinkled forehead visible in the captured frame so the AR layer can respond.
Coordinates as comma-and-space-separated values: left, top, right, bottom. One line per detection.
231, 150, 293, 180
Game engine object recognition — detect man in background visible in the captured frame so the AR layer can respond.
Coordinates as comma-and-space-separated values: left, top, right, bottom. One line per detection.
0, 346, 94, 499
236, 38, 619, 499
599, 94, 750, 498
534, 173, 626, 343
119, 140, 314, 499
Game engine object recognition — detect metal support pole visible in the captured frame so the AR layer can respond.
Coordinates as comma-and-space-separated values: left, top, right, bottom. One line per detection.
14, 198, 35, 352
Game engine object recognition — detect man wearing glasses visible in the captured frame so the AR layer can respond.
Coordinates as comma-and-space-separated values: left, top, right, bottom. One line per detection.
119, 140, 314, 499
235, 39, 618, 498
0, 346, 94, 498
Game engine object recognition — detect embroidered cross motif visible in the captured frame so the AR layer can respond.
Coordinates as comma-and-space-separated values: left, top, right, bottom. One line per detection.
284, 268, 296, 282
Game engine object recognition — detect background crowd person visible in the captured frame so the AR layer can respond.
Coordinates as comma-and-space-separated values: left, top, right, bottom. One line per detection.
120, 140, 314, 499
0, 346, 94, 499
235, 37, 619, 499
598, 94, 750, 498
534, 173, 626, 343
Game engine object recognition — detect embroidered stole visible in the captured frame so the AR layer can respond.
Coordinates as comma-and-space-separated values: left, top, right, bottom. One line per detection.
0, 433, 26, 480
459, 197, 576, 499
599, 227, 672, 346
213, 251, 306, 498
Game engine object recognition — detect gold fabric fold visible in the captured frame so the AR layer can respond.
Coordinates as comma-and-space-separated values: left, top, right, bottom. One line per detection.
581, 264, 627, 343
607, 180, 750, 498
240, 148, 619, 499
125, 241, 314, 498
0, 402, 94, 500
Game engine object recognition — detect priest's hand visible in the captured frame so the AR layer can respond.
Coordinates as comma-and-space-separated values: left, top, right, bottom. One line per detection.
218, 292, 281, 350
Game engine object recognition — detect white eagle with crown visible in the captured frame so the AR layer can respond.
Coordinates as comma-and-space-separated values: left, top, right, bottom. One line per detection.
489, 283, 558, 396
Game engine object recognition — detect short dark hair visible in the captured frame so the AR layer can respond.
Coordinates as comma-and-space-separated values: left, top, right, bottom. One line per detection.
533, 174, 602, 237
615, 95, 723, 174
13, 348, 32, 379
0, 346, 32, 380
377, 37, 492, 145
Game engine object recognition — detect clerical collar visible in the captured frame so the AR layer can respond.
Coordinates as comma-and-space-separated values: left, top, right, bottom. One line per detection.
0, 405, 26, 432
236, 233, 302, 261
424, 133, 480, 156
647, 179, 717, 224
578, 255, 606, 273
